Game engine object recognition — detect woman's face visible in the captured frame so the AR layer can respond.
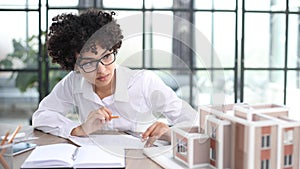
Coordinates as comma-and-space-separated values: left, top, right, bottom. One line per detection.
76, 45, 116, 90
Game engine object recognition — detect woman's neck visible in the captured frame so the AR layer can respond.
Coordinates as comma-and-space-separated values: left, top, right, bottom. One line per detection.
95, 75, 116, 99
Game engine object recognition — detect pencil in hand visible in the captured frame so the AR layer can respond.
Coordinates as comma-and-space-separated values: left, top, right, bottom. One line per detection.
110, 115, 120, 120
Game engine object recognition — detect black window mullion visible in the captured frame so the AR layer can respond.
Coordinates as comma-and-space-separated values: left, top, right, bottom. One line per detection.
234, 0, 239, 103
240, 0, 246, 103
38, 0, 44, 101
283, 0, 289, 104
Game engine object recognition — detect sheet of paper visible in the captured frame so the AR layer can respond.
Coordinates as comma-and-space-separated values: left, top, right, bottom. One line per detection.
69, 134, 145, 149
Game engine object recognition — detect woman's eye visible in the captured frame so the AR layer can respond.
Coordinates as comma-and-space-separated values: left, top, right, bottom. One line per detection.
102, 54, 111, 60
82, 62, 94, 67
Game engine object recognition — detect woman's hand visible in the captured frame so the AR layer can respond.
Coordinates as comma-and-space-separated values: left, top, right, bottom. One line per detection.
71, 107, 112, 136
141, 121, 171, 147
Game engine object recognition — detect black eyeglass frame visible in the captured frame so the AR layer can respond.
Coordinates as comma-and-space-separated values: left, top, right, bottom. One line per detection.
76, 51, 117, 73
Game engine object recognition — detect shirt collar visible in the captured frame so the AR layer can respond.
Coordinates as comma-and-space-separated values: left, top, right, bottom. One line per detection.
114, 65, 139, 102
73, 65, 140, 103
73, 72, 100, 103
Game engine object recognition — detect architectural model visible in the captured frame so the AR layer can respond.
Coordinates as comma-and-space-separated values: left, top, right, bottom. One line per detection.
172, 103, 300, 169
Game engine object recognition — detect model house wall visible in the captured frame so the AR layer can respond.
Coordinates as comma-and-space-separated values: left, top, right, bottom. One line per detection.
172, 103, 300, 169
172, 126, 210, 168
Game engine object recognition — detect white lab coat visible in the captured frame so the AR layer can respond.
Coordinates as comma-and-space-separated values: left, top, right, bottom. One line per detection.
32, 65, 198, 138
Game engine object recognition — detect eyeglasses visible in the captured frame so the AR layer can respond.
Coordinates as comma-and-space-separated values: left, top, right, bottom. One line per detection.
77, 51, 117, 73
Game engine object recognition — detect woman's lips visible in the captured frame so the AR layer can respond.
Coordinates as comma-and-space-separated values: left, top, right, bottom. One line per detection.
97, 74, 109, 81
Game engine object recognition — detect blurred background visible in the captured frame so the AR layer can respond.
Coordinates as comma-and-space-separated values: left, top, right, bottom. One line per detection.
0, 0, 300, 125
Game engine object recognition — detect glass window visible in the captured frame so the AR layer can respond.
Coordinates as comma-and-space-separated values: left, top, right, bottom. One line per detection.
245, 0, 285, 11
286, 71, 300, 116
244, 71, 284, 104
145, 0, 172, 9
0, 72, 38, 125
0, 0, 39, 9
261, 159, 270, 169
144, 11, 173, 68
0, 11, 40, 69
210, 148, 216, 161
287, 14, 299, 68
195, 12, 236, 68
2, 0, 300, 124
284, 154, 293, 166
103, 0, 142, 9
48, 0, 79, 7
284, 130, 293, 144
261, 135, 271, 148
115, 11, 143, 68
244, 13, 286, 68
289, 0, 300, 11
176, 139, 187, 155
194, 0, 236, 10
211, 126, 216, 138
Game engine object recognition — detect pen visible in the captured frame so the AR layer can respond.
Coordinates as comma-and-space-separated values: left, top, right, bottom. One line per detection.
72, 147, 79, 161
124, 130, 159, 147
124, 130, 169, 147
124, 130, 142, 139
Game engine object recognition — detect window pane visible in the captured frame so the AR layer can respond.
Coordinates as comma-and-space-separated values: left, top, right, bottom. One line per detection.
195, 12, 236, 68
48, 0, 79, 7
194, 0, 236, 10
244, 71, 284, 104
116, 11, 143, 68
211, 12, 236, 68
145, 0, 172, 9
0, 72, 38, 125
287, 14, 299, 68
289, 155, 292, 165
143, 12, 173, 68
244, 13, 285, 68
0, 0, 39, 9
289, 0, 300, 12
195, 12, 212, 68
196, 70, 234, 105
245, 0, 286, 11
153, 69, 198, 107
266, 135, 270, 147
286, 71, 300, 120
103, 0, 142, 8
0, 11, 39, 69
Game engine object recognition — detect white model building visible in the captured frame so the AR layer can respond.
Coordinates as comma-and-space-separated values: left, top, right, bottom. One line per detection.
172, 103, 300, 169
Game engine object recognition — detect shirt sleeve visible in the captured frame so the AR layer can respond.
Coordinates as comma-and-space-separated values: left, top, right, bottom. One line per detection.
32, 72, 80, 138
142, 70, 199, 127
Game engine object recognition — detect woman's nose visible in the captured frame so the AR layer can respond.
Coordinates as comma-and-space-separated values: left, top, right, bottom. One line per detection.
97, 62, 106, 73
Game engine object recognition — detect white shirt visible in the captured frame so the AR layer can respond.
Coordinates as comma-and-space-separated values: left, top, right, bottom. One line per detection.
32, 66, 198, 138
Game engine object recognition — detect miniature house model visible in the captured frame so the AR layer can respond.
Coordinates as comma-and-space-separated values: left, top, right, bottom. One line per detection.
172, 103, 300, 169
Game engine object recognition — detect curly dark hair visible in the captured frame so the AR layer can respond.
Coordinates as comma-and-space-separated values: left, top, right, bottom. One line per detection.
47, 9, 123, 71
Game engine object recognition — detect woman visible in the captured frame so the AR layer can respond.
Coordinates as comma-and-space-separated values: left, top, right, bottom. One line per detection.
32, 9, 197, 147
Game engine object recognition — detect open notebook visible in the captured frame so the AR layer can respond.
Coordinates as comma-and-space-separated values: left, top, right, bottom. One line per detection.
21, 143, 125, 169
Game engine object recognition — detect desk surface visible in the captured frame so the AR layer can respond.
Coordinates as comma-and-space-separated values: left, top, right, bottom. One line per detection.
0, 123, 163, 169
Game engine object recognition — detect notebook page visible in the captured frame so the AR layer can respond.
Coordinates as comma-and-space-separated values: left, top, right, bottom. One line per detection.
69, 134, 145, 149
21, 143, 76, 168
74, 145, 124, 168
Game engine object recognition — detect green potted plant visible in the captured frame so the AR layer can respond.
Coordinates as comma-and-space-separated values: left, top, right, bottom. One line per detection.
0, 34, 67, 98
